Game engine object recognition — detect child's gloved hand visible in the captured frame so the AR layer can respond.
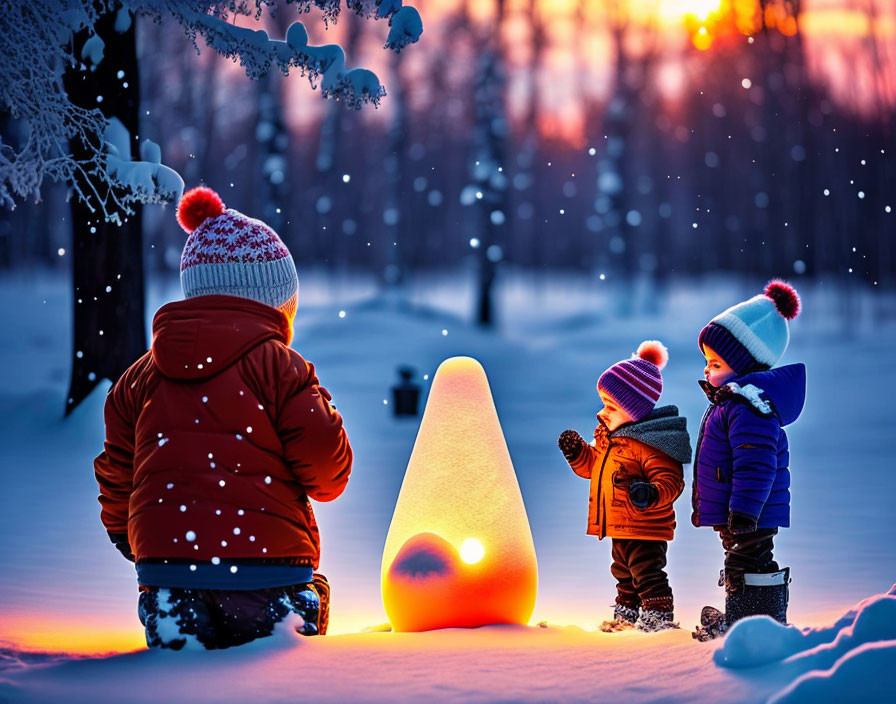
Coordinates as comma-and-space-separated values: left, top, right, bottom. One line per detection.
108, 531, 136, 562
558, 429, 585, 462
628, 481, 659, 509
727, 511, 759, 535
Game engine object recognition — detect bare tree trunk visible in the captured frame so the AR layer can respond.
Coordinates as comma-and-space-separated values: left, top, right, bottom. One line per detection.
195, 56, 222, 187
860, 0, 894, 291
520, 0, 546, 280
471, 0, 509, 327
255, 7, 293, 236
601, 5, 636, 315
63, 7, 146, 415
256, 74, 289, 234
789, 2, 823, 280
384, 48, 409, 293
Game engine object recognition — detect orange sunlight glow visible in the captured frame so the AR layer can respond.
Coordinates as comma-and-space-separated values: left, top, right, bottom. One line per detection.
693, 25, 713, 50
681, 0, 756, 51
2, 612, 146, 656
660, 0, 724, 23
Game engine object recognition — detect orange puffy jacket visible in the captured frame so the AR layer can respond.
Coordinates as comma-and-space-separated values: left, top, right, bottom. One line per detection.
567, 407, 689, 541
94, 295, 352, 569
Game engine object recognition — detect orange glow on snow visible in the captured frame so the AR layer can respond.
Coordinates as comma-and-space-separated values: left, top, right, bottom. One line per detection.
381, 356, 538, 633
1, 613, 145, 655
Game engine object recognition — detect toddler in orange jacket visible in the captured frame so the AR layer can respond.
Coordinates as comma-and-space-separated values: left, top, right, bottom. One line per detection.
558, 341, 691, 631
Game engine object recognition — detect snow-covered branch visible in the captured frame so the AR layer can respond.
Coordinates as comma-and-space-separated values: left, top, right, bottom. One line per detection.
0, 1, 423, 219
103, 118, 185, 223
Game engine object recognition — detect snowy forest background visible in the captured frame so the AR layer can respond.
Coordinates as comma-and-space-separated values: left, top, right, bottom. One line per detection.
4, 0, 894, 321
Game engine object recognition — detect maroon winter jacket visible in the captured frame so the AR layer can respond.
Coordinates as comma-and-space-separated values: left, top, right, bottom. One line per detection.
94, 295, 352, 569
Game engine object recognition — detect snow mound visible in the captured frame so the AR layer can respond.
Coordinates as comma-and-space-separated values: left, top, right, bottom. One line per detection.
769, 640, 896, 704
713, 617, 804, 668
716, 584, 896, 702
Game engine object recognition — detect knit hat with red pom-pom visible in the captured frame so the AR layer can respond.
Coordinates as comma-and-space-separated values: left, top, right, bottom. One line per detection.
698, 280, 801, 375
176, 186, 298, 320
597, 340, 669, 422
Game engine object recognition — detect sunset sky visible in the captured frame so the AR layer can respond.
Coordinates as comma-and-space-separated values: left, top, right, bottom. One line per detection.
248, 0, 896, 141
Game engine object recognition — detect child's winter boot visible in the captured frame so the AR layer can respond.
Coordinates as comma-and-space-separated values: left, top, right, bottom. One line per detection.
599, 603, 639, 632
635, 596, 679, 632
311, 572, 331, 635
726, 569, 789, 624
282, 573, 331, 636
693, 568, 790, 641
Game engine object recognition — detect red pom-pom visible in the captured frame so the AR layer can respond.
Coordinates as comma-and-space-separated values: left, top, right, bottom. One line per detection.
764, 279, 801, 319
176, 186, 225, 234
636, 340, 669, 370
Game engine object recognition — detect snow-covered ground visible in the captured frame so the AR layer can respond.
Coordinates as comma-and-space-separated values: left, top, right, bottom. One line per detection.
2, 585, 894, 703
1, 267, 894, 702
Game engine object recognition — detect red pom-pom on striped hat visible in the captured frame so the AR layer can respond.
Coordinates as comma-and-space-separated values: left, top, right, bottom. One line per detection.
176, 186, 225, 234
764, 279, 801, 320
636, 340, 669, 370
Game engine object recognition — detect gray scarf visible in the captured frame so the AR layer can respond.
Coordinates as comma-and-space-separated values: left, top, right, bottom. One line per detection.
611, 405, 692, 464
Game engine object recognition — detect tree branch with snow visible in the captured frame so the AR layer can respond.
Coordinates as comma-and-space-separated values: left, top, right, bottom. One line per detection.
0, 0, 423, 219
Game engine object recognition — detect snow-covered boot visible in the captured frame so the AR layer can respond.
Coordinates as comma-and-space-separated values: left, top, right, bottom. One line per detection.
693, 568, 790, 641
635, 597, 679, 632
599, 604, 639, 632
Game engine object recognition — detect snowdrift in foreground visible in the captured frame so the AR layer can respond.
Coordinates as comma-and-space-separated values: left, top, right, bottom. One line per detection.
0, 625, 750, 704
716, 583, 896, 702
3, 588, 896, 704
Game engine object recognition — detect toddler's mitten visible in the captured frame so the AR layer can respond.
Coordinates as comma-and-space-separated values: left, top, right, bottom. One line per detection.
727, 511, 759, 535
628, 481, 659, 509
558, 430, 585, 463
108, 531, 135, 562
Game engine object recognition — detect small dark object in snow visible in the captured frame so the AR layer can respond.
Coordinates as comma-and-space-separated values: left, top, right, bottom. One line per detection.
392, 365, 421, 417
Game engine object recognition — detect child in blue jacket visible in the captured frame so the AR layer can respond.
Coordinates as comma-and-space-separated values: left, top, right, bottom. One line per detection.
691, 281, 806, 641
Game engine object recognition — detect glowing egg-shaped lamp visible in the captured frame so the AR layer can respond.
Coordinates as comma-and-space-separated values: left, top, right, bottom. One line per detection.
381, 356, 538, 632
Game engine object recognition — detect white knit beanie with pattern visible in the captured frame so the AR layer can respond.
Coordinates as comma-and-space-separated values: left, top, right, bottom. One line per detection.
176, 186, 298, 320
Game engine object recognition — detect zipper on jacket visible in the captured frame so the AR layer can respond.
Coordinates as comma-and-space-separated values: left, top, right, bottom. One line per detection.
596, 441, 613, 537
691, 406, 712, 517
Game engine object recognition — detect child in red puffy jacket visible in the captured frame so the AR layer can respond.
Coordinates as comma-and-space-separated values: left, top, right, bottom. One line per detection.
94, 187, 352, 650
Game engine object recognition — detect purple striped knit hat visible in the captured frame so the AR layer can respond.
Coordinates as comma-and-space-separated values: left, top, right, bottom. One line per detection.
597, 341, 669, 422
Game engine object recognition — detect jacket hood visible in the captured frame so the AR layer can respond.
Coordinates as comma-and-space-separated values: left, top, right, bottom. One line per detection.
611, 405, 693, 464
151, 295, 291, 380
734, 363, 806, 426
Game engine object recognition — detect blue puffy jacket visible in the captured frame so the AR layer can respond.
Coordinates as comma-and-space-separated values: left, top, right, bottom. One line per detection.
691, 364, 806, 529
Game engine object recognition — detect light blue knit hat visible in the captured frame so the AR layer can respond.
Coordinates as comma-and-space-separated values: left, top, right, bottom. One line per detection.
699, 281, 801, 374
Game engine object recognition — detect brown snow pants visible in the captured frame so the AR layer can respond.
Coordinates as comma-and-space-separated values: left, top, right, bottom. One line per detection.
610, 538, 672, 611
715, 527, 779, 594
